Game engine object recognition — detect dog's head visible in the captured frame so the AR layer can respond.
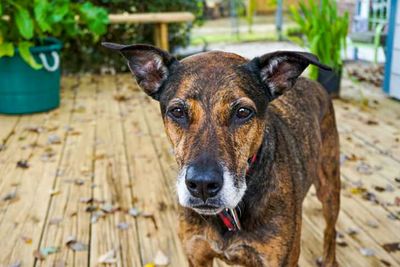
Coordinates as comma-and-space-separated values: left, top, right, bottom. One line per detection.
103, 43, 329, 215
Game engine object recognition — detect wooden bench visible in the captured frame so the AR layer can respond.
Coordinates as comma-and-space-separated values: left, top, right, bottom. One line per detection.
108, 12, 195, 51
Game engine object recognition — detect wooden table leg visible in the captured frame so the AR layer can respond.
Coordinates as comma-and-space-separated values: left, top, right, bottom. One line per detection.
159, 23, 169, 51
154, 24, 161, 48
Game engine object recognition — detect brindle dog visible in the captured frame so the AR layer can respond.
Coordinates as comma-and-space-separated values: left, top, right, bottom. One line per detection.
103, 43, 340, 267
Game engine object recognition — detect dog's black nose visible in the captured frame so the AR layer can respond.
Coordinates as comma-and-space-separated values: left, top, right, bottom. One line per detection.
185, 163, 223, 202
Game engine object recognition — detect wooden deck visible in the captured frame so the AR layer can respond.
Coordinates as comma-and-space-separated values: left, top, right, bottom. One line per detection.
0, 74, 399, 267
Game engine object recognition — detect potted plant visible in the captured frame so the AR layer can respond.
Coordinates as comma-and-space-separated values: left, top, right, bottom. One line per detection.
0, 0, 108, 114
290, 0, 349, 97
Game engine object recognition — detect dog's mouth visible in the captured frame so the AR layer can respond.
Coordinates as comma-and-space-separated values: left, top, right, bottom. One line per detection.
192, 204, 224, 215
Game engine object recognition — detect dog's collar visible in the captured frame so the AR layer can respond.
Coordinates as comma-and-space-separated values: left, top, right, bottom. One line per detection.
217, 154, 257, 232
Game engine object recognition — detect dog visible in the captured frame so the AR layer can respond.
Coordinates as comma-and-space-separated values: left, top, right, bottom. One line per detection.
103, 42, 340, 267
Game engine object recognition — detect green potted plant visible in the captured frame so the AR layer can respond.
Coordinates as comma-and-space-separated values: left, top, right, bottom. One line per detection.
290, 0, 349, 97
0, 0, 108, 114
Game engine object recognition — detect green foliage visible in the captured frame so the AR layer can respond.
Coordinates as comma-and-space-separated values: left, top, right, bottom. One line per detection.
62, 0, 203, 73
290, 0, 349, 79
0, 0, 109, 68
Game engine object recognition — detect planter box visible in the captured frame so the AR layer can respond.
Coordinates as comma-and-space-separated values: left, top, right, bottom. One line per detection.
317, 68, 342, 98
0, 38, 62, 114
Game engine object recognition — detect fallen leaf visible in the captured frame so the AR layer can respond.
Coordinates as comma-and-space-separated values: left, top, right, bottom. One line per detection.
49, 217, 63, 225
117, 222, 129, 230
350, 187, 367, 195
48, 134, 61, 144
346, 227, 359, 236
394, 177, 400, 183
33, 250, 45, 261
128, 207, 140, 217
40, 246, 59, 255
21, 236, 32, 244
366, 120, 379, 125
360, 247, 375, 256
9, 261, 22, 267
98, 249, 117, 264
2, 192, 17, 202
394, 197, 400, 207
144, 264, 155, 267
49, 189, 61, 196
91, 211, 105, 224
356, 162, 373, 175
380, 259, 392, 266
158, 201, 167, 212
374, 186, 386, 192
25, 125, 43, 133
101, 203, 114, 213
382, 242, 400, 253
366, 220, 379, 228
16, 160, 30, 169
153, 250, 169, 266
66, 236, 88, 251
74, 179, 85, 186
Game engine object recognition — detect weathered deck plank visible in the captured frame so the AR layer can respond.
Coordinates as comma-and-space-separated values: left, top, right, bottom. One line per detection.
90, 75, 142, 267
0, 74, 399, 267
37, 75, 96, 266
0, 76, 77, 266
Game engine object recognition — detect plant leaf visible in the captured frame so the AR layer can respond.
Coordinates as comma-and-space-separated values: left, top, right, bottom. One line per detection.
34, 0, 51, 32
15, 8, 34, 39
0, 42, 14, 57
18, 42, 42, 69
79, 2, 109, 36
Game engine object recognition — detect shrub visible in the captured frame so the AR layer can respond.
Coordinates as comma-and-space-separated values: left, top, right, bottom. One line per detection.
0, 0, 108, 69
63, 0, 204, 73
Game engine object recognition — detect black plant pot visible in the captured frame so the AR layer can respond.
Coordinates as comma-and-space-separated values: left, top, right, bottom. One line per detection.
317, 68, 342, 98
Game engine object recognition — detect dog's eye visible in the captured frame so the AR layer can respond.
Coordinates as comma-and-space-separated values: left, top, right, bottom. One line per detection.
235, 107, 253, 121
169, 107, 185, 119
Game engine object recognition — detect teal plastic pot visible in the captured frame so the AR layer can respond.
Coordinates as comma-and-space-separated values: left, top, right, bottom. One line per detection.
0, 38, 62, 114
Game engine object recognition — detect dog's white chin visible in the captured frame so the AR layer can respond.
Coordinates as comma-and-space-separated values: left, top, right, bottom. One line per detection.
176, 165, 247, 211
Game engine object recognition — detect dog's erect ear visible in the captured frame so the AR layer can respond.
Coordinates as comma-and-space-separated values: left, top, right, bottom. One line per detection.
249, 51, 332, 97
102, 42, 178, 100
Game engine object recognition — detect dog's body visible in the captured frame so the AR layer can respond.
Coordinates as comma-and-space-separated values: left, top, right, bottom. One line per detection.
104, 44, 340, 267
178, 76, 340, 267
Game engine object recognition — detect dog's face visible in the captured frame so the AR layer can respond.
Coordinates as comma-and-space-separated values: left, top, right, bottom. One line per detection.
103, 43, 329, 215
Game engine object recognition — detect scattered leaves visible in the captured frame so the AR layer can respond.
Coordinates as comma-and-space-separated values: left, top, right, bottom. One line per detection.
373, 186, 386, 192
128, 207, 140, 217
49, 217, 63, 225
48, 134, 61, 144
41, 246, 59, 255
117, 222, 129, 230
66, 236, 88, 251
153, 250, 169, 266
366, 220, 379, 228
2, 192, 17, 202
21, 236, 32, 244
366, 120, 379, 125
382, 242, 400, 253
346, 227, 359, 236
9, 261, 22, 267
359, 247, 375, 256
98, 249, 117, 264
380, 259, 392, 266
16, 160, 30, 169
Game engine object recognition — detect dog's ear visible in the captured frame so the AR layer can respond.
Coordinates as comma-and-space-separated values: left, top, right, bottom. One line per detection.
102, 42, 178, 100
249, 51, 332, 97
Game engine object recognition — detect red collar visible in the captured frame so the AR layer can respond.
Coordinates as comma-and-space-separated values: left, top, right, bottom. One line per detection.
217, 154, 257, 232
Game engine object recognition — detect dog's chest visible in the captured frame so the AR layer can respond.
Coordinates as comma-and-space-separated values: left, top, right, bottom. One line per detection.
192, 233, 266, 266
